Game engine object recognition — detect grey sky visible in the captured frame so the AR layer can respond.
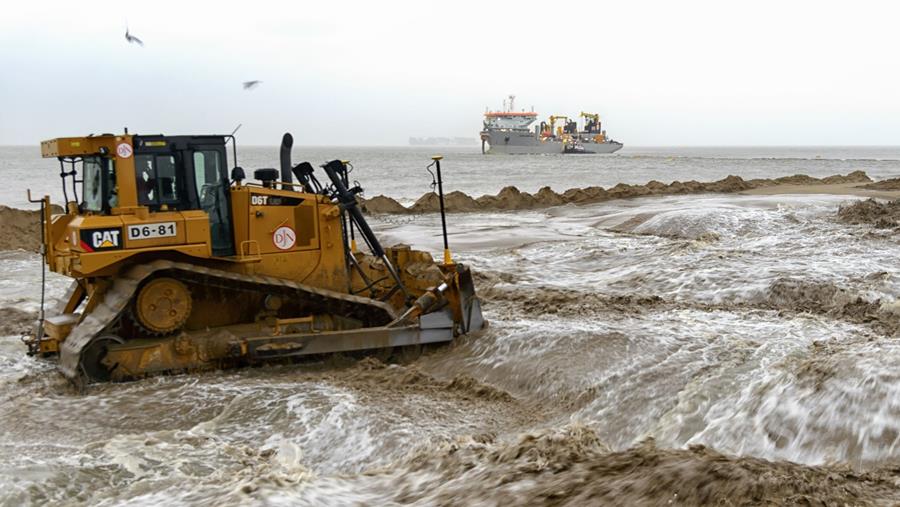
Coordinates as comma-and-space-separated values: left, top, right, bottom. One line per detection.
2, 0, 899, 146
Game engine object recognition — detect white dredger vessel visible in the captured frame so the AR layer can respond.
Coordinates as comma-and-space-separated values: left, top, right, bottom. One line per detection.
480, 95, 623, 155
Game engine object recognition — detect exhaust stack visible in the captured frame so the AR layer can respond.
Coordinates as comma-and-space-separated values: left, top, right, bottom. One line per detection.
279, 133, 294, 186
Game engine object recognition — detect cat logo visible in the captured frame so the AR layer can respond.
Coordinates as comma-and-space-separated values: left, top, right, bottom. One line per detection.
79, 227, 123, 252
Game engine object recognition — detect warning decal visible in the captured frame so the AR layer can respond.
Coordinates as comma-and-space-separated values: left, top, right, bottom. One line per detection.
273, 226, 296, 250
116, 143, 133, 159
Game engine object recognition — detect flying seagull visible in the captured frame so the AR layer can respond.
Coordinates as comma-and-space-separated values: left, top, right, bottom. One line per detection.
242, 80, 262, 90
125, 27, 144, 46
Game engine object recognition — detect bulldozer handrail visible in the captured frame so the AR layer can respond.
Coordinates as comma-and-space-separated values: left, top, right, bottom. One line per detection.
242, 181, 306, 189
238, 240, 262, 261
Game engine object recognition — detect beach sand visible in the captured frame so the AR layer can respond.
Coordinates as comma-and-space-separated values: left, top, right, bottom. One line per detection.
741, 181, 900, 199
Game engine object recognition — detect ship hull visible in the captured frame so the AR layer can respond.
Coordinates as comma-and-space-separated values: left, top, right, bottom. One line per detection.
481, 131, 623, 154
579, 141, 624, 154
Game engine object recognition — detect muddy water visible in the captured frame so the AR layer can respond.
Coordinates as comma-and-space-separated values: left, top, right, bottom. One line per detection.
3, 193, 900, 505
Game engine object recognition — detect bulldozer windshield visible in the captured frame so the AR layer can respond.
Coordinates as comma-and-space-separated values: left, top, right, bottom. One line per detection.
81, 156, 116, 212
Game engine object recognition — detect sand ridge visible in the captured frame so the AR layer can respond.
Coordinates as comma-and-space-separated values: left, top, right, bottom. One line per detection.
0, 172, 886, 253
360, 171, 875, 214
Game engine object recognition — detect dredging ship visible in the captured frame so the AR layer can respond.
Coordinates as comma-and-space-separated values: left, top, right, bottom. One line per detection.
480, 95, 623, 155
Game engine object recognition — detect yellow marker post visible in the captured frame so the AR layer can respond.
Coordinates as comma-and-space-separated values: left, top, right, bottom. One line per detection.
430, 155, 453, 265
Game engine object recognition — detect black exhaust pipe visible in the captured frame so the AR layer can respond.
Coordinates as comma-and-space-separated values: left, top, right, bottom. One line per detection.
322, 159, 411, 301
279, 133, 293, 186
322, 160, 382, 257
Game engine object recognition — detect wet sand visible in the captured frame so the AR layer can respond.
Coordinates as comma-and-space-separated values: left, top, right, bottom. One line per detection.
334, 431, 900, 506
742, 181, 900, 199
5, 177, 900, 505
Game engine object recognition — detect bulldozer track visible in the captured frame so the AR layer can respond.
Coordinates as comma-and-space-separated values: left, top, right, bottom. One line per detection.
58, 259, 399, 384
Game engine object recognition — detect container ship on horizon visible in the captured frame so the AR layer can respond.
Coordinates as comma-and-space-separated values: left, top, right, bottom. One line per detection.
480, 95, 623, 155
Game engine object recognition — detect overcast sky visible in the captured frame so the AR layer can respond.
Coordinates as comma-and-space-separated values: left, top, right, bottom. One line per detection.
2, 0, 899, 146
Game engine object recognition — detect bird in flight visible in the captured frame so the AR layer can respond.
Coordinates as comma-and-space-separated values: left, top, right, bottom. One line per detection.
242, 80, 262, 90
125, 27, 144, 46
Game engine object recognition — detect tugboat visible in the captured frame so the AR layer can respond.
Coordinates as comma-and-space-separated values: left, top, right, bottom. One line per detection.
480, 95, 623, 155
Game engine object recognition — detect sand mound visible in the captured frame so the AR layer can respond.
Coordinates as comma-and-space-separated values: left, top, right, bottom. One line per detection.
443, 191, 481, 212
357, 171, 872, 215
373, 426, 900, 506
334, 357, 516, 402
764, 278, 870, 314
791, 339, 853, 392
534, 186, 565, 206
409, 192, 440, 213
822, 170, 871, 184
446, 374, 515, 402
837, 198, 900, 228
773, 174, 822, 186
473, 186, 539, 210
0, 205, 62, 252
758, 278, 898, 335
480, 285, 664, 317
862, 178, 900, 191
560, 185, 605, 203
409, 190, 483, 213
359, 195, 410, 214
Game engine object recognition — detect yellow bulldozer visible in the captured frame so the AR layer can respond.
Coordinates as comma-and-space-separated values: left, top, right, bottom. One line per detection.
27, 132, 483, 385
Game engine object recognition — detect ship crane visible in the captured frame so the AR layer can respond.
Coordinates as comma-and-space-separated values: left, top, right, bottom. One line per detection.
544, 115, 567, 137
547, 115, 578, 137
579, 112, 602, 134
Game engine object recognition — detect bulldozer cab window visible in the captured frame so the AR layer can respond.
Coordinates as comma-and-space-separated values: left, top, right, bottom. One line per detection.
135, 154, 181, 208
193, 151, 222, 191
156, 155, 179, 204
81, 156, 116, 212
193, 150, 225, 213
82, 158, 103, 211
192, 149, 234, 256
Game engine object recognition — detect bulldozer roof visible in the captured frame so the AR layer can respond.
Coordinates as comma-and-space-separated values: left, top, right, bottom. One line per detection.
41, 134, 228, 158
